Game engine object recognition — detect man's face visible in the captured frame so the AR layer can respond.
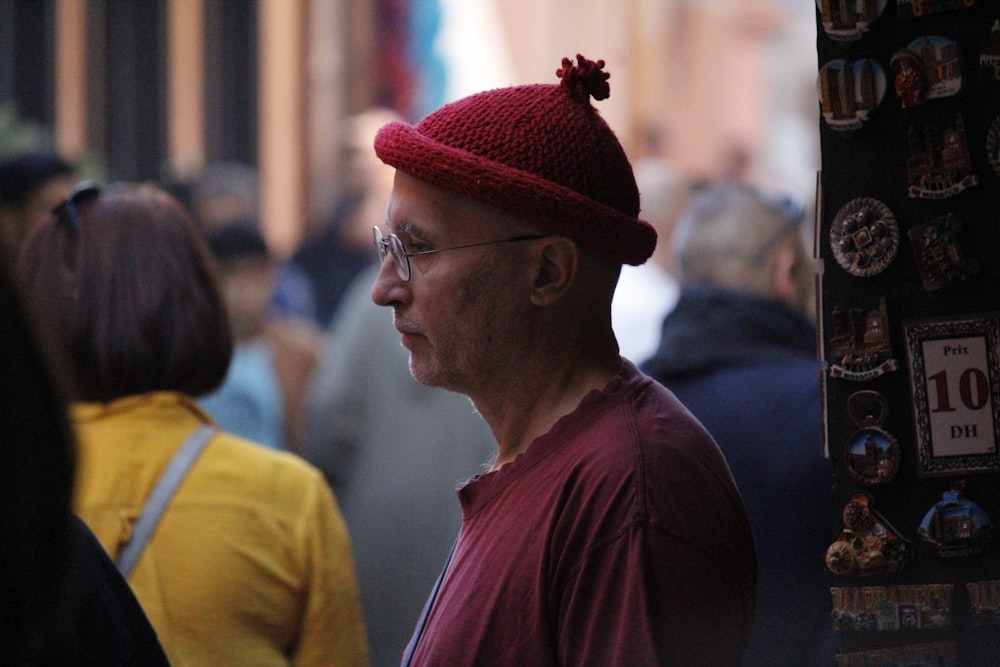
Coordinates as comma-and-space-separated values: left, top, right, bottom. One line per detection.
371, 172, 534, 395
217, 256, 275, 341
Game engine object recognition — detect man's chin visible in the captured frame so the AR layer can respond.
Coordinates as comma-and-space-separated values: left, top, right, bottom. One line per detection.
407, 356, 436, 387
408, 356, 458, 392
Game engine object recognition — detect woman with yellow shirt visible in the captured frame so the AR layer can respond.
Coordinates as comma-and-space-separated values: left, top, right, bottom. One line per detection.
18, 182, 369, 667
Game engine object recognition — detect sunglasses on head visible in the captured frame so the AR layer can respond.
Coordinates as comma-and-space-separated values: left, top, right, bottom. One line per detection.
53, 181, 101, 237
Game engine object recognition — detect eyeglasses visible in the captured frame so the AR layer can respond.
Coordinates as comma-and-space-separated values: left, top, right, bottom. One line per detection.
373, 225, 548, 281
53, 181, 101, 237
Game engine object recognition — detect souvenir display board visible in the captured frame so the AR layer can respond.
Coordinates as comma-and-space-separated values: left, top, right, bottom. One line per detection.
816, 2, 1000, 665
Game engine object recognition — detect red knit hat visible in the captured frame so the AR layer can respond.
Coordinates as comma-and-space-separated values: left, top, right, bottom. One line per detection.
373, 55, 656, 265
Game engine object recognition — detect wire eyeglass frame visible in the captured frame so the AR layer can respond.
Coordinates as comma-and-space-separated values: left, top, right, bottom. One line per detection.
373, 225, 547, 281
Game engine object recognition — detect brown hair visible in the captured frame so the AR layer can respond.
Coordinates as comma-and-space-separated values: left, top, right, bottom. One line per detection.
18, 182, 232, 401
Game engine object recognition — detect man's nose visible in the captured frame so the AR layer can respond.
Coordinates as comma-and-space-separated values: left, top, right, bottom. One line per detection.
371, 256, 407, 307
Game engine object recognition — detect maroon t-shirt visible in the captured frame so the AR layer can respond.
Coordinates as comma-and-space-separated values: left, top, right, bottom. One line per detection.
405, 361, 757, 666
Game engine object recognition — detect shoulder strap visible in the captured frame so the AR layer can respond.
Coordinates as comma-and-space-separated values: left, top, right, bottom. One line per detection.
115, 424, 215, 577
401, 534, 458, 667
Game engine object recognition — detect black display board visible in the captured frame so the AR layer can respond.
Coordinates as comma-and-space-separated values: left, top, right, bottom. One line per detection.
816, 2, 1000, 665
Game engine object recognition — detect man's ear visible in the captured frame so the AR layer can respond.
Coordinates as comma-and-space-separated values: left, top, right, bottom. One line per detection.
530, 236, 578, 306
770, 243, 802, 310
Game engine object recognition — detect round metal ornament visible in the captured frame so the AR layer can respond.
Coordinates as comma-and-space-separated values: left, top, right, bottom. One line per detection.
843, 390, 901, 487
830, 197, 899, 277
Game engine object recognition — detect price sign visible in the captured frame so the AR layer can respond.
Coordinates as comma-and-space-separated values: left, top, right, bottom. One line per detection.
904, 315, 1000, 477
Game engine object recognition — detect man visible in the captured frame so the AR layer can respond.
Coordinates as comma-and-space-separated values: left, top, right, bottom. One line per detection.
301, 262, 495, 667
643, 182, 834, 666
292, 107, 405, 326
200, 221, 322, 453
370, 54, 756, 666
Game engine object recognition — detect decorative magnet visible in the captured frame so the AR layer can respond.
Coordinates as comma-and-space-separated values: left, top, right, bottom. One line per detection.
908, 213, 980, 291
898, 0, 976, 20
918, 481, 993, 557
831, 584, 954, 631
844, 390, 901, 486
829, 197, 899, 277
818, 59, 887, 133
891, 49, 927, 108
816, 0, 887, 43
828, 297, 899, 381
985, 115, 1000, 175
978, 20, 1000, 82
832, 641, 959, 666
904, 35, 964, 107
967, 580, 1000, 625
906, 113, 977, 199
825, 492, 912, 577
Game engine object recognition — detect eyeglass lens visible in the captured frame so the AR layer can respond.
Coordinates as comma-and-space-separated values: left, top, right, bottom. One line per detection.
373, 226, 411, 281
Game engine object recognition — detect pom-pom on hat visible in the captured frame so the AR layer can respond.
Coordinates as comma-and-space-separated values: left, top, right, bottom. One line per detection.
373, 55, 656, 265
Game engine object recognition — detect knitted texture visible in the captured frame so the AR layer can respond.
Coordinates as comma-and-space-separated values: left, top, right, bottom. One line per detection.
374, 55, 656, 265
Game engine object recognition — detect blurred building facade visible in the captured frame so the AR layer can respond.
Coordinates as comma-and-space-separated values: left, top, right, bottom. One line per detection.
0, 0, 818, 259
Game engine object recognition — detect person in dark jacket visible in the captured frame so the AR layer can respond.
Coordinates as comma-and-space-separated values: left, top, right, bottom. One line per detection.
643, 181, 835, 667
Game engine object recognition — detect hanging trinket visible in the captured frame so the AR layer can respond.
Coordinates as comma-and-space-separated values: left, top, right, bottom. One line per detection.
918, 480, 993, 557
843, 390, 901, 486
826, 492, 913, 577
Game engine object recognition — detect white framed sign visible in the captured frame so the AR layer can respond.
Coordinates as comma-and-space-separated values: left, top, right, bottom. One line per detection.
904, 313, 1000, 477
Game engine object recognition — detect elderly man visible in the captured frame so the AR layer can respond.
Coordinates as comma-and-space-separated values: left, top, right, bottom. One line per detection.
370, 55, 756, 666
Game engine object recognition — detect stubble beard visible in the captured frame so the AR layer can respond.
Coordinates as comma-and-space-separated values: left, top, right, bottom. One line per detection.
404, 252, 520, 396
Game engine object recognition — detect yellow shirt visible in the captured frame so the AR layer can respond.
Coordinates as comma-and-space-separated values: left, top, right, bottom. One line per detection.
72, 392, 369, 667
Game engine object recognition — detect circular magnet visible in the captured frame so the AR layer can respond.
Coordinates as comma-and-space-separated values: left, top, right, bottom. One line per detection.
830, 197, 899, 277
843, 390, 900, 486
986, 116, 1000, 177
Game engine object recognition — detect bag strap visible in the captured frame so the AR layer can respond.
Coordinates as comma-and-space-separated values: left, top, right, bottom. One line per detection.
115, 424, 215, 577
402, 534, 458, 667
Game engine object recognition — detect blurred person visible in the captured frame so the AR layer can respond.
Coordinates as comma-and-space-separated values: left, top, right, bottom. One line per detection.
301, 262, 495, 667
610, 156, 692, 364
189, 160, 260, 231
292, 108, 406, 326
189, 160, 318, 321
0, 150, 76, 258
642, 181, 833, 667
200, 221, 322, 452
371, 55, 756, 665
18, 182, 369, 667
1, 253, 169, 666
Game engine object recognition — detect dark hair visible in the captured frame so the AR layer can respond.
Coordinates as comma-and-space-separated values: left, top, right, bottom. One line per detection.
18, 182, 233, 401
0, 255, 76, 663
0, 151, 75, 205
205, 219, 270, 261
